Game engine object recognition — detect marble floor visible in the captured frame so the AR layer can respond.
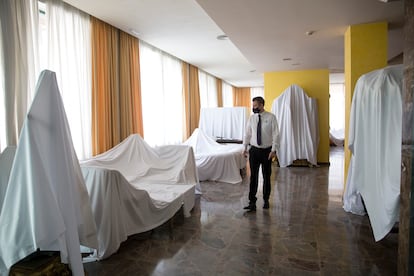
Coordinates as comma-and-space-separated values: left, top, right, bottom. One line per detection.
84, 147, 398, 275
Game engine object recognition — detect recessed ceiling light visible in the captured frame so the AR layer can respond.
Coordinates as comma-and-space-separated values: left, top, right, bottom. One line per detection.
305, 30, 315, 36
292, 63, 300, 66
250, 69, 256, 73
283, 58, 292, 61
216, 34, 229, 40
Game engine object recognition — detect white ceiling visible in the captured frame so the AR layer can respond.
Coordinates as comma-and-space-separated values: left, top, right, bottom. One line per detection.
63, 0, 404, 87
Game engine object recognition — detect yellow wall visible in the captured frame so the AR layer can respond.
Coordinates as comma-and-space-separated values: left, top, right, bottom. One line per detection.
264, 69, 330, 164
344, 22, 387, 185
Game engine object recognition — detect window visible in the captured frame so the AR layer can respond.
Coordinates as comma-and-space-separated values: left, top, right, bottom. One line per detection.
139, 41, 184, 146
198, 70, 218, 108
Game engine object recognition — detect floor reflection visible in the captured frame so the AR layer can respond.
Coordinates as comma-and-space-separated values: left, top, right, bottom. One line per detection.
84, 148, 398, 275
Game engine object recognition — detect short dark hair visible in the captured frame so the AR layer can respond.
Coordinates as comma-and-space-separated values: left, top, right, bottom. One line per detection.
252, 96, 265, 106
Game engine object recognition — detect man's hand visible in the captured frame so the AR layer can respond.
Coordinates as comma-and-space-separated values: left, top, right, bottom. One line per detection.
242, 150, 248, 158
268, 151, 276, 160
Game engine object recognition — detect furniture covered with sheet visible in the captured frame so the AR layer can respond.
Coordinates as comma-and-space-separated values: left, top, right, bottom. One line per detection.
183, 128, 246, 183
198, 107, 249, 141
80, 134, 199, 259
271, 84, 319, 167
0, 70, 98, 276
343, 64, 403, 241
0, 146, 16, 213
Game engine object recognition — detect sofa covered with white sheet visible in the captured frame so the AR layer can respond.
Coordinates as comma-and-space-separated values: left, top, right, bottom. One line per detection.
343, 64, 403, 241
182, 128, 246, 183
80, 134, 200, 259
271, 84, 319, 167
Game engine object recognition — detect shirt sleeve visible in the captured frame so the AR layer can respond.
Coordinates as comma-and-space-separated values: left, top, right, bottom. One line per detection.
243, 116, 252, 151
271, 114, 280, 152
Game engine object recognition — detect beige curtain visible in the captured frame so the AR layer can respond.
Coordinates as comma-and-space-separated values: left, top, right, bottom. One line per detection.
91, 17, 143, 155
216, 78, 223, 107
233, 87, 251, 108
91, 17, 120, 155
182, 62, 201, 139
119, 31, 143, 140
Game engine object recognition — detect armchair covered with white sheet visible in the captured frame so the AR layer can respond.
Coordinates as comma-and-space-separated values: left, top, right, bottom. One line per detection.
271, 84, 319, 167
343, 64, 403, 241
0, 70, 98, 276
80, 134, 200, 259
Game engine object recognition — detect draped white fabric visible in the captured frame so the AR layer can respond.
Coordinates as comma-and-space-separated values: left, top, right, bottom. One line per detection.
0, 71, 98, 276
0, 146, 16, 213
139, 41, 184, 146
343, 65, 403, 241
80, 134, 199, 259
0, 0, 40, 149
183, 128, 246, 183
198, 70, 218, 108
39, 0, 92, 159
271, 84, 319, 167
198, 107, 249, 141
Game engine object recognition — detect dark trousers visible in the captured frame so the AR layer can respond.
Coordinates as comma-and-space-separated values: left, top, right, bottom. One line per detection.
248, 146, 272, 204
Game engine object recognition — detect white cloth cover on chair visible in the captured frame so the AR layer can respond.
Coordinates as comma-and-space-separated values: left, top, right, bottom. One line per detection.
0, 146, 16, 213
271, 84, 319, 167
80, 134, 199, 259
198, 107, 249, 140
182, 128, 246, 183
0, 70, 98, 276
343, 65, 403, 241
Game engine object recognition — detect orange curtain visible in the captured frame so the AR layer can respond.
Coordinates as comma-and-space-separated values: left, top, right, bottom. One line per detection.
188, 64, 201, 136
91, 17, 120, 155
119, 31, 143, 140
233, 87, 251, 108
216, 78, 223, 107
91, 17, 143, 155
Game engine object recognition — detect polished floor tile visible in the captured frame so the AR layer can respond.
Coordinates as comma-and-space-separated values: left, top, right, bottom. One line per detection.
84, 147, 398, 275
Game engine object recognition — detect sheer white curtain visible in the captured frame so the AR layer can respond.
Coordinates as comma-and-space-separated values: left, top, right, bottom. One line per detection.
0, 19, 5, 152
139, 41, 184, 147
329, 83, 345, 139
222, 81, 233, 107
250, 86, 264, 100
0, 0, 40, 151
39, 0, 92, 159
198, 70, 218, 108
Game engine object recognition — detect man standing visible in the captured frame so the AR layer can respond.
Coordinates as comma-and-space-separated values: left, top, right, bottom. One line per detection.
243, 96, 279, 211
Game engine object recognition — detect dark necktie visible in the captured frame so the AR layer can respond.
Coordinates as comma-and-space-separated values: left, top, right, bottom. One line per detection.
257, 114, 262, 145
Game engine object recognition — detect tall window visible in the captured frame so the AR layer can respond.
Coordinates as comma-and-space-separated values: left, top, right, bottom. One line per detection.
198, 70, 218, 108
0, 0, 91, 158
0, 22, 5, 152
38, 0, 92, 159
222, 81, 233, 107
139, 41, 183, 146
329, 83, 345, 140
250, 86, 264, 100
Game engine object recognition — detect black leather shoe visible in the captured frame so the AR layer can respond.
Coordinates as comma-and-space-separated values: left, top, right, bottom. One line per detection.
243, 204, 256, 211
263, 201, 269, 209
